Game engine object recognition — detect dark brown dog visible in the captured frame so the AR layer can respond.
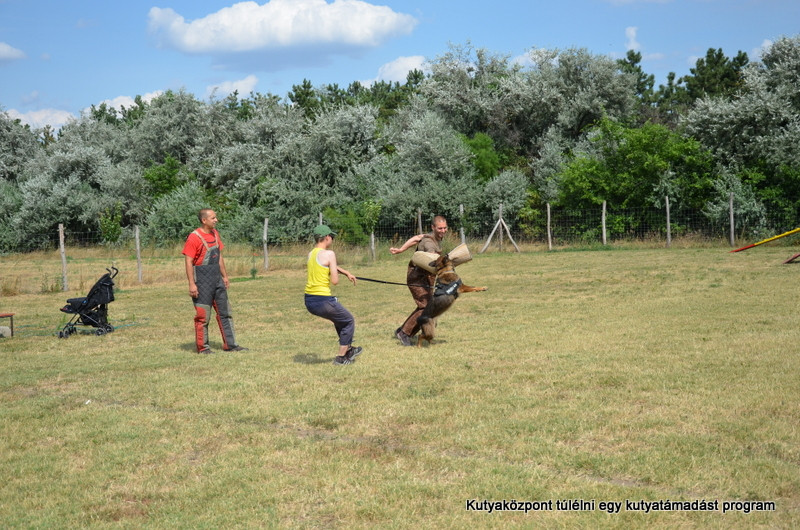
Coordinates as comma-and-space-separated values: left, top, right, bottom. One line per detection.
417, 253, 487, 347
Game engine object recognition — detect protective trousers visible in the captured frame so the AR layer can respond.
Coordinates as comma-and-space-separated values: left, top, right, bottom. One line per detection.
192, 244, 236, 352
399, 264, 435, 336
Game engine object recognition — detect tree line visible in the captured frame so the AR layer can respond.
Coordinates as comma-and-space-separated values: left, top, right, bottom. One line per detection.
1, 37, 799, 252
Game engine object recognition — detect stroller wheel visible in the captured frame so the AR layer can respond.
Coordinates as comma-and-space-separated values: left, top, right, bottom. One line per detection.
58, 331, 66, 339
105, 324, 115, 333
95, 327, 107, 336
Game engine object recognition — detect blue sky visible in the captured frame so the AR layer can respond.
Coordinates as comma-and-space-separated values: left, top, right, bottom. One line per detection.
1, 0, 798, 130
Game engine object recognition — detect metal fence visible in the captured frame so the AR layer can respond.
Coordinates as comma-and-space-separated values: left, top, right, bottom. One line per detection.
10, 202, 800, 253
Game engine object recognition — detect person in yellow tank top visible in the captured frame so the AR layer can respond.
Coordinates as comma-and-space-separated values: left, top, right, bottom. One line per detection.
304, 225, 363, 365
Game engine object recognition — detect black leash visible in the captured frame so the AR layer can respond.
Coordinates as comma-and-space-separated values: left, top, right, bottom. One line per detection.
355, 276, 432, 289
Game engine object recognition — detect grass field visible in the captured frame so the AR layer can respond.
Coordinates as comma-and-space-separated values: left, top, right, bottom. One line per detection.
1, 243, 799, 528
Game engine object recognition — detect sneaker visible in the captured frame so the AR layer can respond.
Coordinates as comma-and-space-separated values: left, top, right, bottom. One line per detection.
395, 328, 411, 346
224, 345, 249, 352
332, 355, 353, 365
198, 348, 215, 354
345, 346, 363, 360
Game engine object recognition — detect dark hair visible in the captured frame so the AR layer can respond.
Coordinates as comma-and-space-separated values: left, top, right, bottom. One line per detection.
198, 208, 213, 223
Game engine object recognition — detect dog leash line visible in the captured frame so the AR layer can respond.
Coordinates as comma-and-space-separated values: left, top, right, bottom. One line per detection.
354, 276, 432, 289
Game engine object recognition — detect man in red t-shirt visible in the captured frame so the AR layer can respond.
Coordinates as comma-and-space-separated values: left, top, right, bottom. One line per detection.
182, 209, 247, 354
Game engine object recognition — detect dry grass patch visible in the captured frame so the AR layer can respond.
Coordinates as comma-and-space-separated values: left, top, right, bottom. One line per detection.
1, 245, 798, 527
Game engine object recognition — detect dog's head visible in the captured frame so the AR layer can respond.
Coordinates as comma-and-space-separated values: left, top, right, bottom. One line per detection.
428, 253, 454, 273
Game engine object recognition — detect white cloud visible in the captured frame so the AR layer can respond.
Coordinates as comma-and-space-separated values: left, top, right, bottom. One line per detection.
511, 53, 532, 69
0, 42, 26, 62
148, 0, 418, 54
8, 91, 163, 131
512, 48, 553, 69
206, 74, 259, 98
622, 27, 664, 61
625, 27, 640, 52
96, 90, 163, 112
361, 55, 426, 86
358, 56, 426, 87
7, 108, 75, 129
751, 39, 772, 61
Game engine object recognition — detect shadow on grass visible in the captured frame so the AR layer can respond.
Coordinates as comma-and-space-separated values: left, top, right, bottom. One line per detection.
293, 353, 331, 365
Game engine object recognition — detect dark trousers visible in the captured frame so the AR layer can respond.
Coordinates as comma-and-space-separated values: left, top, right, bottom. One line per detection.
305, 295, 355, 346
400, 265, 434, 336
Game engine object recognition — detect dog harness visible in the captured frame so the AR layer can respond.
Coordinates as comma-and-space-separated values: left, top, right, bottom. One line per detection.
433, 278, 462, 297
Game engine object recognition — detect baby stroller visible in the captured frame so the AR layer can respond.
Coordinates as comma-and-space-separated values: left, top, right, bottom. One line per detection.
58, 266, 118, 338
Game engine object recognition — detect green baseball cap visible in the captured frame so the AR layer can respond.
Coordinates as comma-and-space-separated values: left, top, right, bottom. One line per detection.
313, 225, 336, 237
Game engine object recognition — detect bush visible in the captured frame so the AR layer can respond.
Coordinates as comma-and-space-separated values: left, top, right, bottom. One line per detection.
143, 182, 214, 245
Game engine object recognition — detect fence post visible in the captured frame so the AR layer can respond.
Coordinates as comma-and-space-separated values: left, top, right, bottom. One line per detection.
729, 192, 735, 247
417, 209, 423, 234
268, 217, 269, 271
665, 196, 672, 248
135, 226, 143, 283
319, 212, 323, 225
601, 200, 607, 245
547, 203, 552, 251
370, 231, 376, 261
58, 224, 68, 291
459, 204, 466, 245
498, 203, 504, 252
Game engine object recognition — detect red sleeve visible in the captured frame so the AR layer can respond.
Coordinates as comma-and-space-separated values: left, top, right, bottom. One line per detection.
182, 232, 203, 263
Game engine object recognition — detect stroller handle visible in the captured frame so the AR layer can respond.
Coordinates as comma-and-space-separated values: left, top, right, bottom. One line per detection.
106, 266, 119, 279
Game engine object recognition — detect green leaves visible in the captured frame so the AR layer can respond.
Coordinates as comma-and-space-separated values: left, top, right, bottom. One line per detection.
558, 118, 714, 210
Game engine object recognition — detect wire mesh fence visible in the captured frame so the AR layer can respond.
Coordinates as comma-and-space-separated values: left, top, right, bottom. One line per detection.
4, 202, 800, 295
9, 203, 800, 253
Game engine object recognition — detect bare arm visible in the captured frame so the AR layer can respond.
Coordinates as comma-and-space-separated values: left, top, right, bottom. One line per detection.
184, 255, 198, 298
327, 251, 339, 285
336, 265, 357, 285
321, 250, 356, 286
390, 234, 424, 254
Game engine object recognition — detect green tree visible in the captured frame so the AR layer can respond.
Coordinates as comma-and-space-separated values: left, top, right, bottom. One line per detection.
618, 50, 655, 104
98, 202, 123, 244
683, 36, 800, 215
0, 110, 41, 182
483, 169, 529, 220
144, 181, 214, 245
288, 79, 321, 119
89, 102, 120, 126
683, 48, 748, 100
653, 48, 748, 128
617, 50, 658, 124
462, 132, 502, 183
559, 118, 714, 209
120, 95, 148, 125
653, 72, 691, 128
127, 89, 202, 166
373, 103, 481, 225
143, 155, 189, 198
